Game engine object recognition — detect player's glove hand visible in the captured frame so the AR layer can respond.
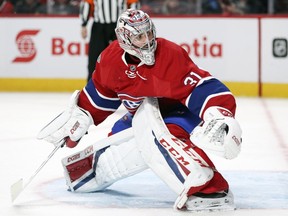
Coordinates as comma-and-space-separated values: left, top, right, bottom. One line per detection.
37, 90, 94, 148
190, 106, 242, 159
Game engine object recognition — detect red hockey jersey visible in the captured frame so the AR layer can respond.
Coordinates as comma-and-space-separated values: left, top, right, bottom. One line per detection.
78, 38, 236, 126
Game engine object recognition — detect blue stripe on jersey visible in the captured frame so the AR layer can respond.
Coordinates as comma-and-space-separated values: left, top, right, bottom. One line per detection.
187, 78, 230, 117
85, 79, 121, 111
110, 110, 200, 136
153, 131, 185, 183
163, 105, 201, 134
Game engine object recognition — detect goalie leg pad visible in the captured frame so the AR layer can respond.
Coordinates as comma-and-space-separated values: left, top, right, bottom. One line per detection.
132, 98, 232, 210
66, 154, 94, 183
62, 145, 98, 192
132, 98, 215, 195
62, 136, 148, 192
92, 137, 148, 191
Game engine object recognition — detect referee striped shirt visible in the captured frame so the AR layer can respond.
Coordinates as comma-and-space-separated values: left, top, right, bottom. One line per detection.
80, 0, 140, 26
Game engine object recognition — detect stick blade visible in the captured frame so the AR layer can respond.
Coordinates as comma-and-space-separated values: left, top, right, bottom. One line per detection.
10, 178, 23, 202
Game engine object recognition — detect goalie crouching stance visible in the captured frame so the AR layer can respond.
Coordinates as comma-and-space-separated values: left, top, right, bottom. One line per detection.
37, 9, 242, 212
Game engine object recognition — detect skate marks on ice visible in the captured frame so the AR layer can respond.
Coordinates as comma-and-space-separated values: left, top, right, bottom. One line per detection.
38, 169, 288, 209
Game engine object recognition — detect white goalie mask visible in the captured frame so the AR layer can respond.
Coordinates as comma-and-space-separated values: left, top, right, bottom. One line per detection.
115, 9, 157, 65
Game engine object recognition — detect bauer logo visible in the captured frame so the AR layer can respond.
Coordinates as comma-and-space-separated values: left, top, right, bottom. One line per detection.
273, 38, 288, 58
13, 30, 40, 63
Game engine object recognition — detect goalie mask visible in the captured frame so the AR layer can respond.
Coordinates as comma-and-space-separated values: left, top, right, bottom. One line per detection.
115, 9, 157, 65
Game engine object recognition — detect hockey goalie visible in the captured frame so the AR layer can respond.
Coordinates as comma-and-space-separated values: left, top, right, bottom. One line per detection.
37, 9, 242, 212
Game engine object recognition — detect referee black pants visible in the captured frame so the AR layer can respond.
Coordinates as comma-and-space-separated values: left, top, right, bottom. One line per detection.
87, 22, 117, 81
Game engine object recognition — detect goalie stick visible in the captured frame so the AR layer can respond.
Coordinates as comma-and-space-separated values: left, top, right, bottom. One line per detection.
10, 141, 64, 202
10, 128, 134, 203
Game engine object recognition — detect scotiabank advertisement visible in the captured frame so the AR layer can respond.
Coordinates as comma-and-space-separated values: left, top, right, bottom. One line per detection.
0, 17, 258, 81
0, 17, 89, 78
154, 18, 259, 82
0, 16, 288, 95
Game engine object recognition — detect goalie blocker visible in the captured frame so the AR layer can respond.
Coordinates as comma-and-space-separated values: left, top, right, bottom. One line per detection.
60, 98, 242, 211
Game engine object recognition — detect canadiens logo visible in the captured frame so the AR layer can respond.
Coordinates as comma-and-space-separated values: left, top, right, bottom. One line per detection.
13, 30, 40, 63
118, 94, 145, 114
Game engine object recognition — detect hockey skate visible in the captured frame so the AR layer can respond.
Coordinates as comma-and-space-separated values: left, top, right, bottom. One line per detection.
184, 189, 236, 212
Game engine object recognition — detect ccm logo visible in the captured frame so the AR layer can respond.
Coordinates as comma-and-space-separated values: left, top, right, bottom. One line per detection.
70, 121, 80, 134
158, 136, 207, 168
67, 153, 80, 162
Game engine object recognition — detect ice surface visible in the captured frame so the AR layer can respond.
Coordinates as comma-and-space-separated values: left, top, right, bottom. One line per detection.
0, 93, 287, 216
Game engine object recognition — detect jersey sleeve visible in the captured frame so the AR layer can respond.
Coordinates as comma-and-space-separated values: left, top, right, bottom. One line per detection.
78, 70, 121, 126
168, 42, 237, 119
185, 77, 236, 119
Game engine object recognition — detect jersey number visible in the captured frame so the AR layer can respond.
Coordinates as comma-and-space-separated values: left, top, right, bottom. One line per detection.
184, 72, 202, 86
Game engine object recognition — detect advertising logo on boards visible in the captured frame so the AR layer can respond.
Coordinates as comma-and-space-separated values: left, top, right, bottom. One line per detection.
180, 37, 223, 58
273, 38, 288, 58
13, 30, 40, 63
12, 29, 88, 64
12, 30, 222, 64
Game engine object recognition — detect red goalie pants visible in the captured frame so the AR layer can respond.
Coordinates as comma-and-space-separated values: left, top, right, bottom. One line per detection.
166, 123, 229, 196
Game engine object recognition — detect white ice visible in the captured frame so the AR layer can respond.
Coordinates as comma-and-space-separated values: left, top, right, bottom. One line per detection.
0, 93, 287, 216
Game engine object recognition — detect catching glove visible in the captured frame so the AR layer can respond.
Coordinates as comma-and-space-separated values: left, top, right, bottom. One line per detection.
190, 106, 242, 159
37, 90, 93, 148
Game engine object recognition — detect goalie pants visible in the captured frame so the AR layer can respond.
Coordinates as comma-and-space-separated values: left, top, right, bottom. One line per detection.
65, 108, 229, 195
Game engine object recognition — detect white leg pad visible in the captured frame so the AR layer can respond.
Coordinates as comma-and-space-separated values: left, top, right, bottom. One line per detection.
132, 98, 214, 197
62, 135, 148, 192
93, 137, 148, 191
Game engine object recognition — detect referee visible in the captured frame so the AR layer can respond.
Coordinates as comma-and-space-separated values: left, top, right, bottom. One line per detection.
80, 0, 141, 82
